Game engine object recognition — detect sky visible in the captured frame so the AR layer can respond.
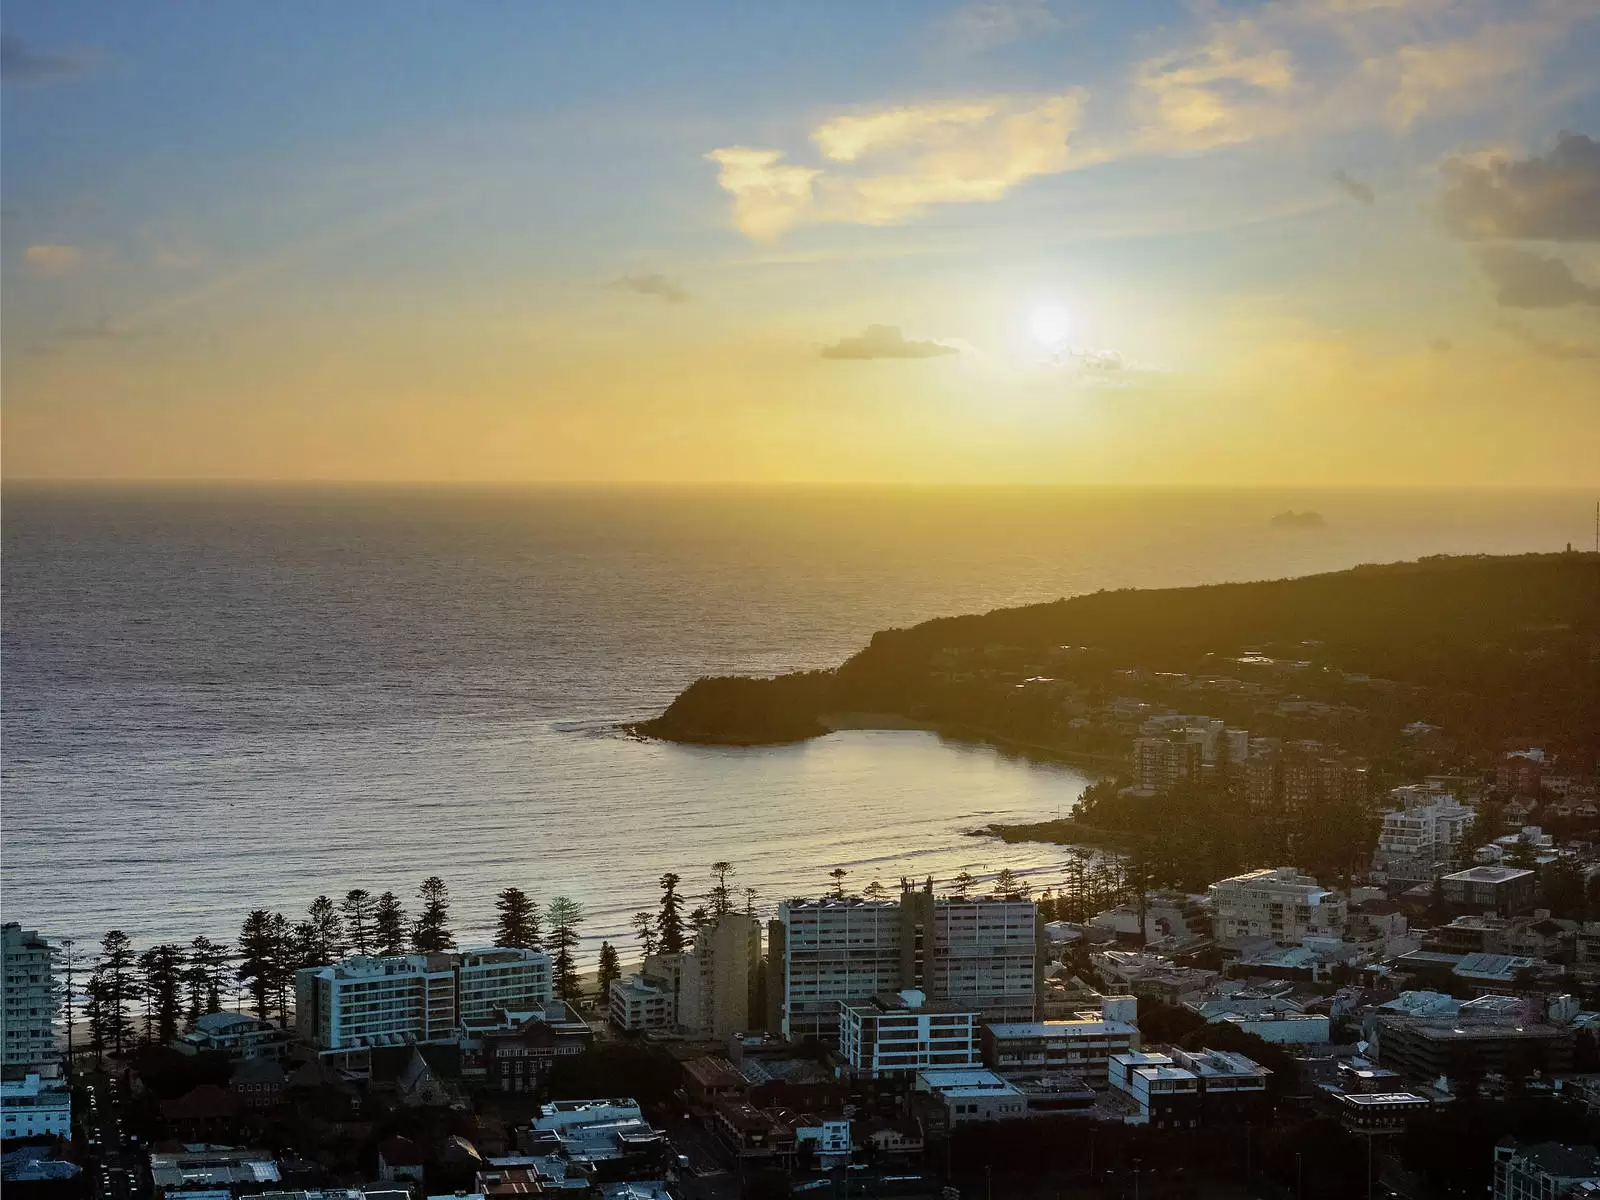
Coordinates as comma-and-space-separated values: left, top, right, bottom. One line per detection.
3, 0, 1599, 485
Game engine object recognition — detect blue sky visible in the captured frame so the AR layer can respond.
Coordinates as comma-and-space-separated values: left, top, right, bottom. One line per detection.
5, 1, 1599, 483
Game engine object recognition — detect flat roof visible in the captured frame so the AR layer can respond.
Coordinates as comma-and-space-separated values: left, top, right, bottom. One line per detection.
1442, 866, 1535, 883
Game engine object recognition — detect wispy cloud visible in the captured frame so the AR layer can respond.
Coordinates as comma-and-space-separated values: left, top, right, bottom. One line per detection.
27, 316, 153, 357
1495, 316, 1600, 361
1438, 132, 1600, 242
610, 273, 690, 303
820, 324, 961, 360
709, 91, 1083, 239
932, 0, 1058, 57
1332, 169, 1375, 205
23, 243, 87, 278
1, 32, 97, 86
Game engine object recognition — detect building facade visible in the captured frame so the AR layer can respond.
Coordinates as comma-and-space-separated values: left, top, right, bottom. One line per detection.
981, 1003, 1139, 1086
2, 924, 56, 1069
1, 1073, 71, 1140
296, 948, 551, 1051
837, 990, 980, 1079
1492, 1141, 1600, 1200
1209, 868, 1346, 947
1439, 867, 1537, 917
774, 885, 1041, 1042
1132, 733, 1203, 794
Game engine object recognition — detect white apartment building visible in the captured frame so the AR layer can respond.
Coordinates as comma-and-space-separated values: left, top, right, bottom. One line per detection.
837, 990, 980, 1079
1, 1073, 72, 1140
1209, 868, 1346, 948
1373, 787, 1474, 881
774, 888, 1041, 1043
296, 948, 551, 1051
608, 973, 676, 1032
776, 898, 908, 1042
3, 924, 57, 1069
456, 947, 554, 1022
981, 998, 1140, 1086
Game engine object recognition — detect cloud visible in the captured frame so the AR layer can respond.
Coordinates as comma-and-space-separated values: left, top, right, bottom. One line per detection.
1494, 317, 1600, 361
1478, 246, 1600, 309
611, 273, 689, 304
820, 324, 961, 360
24, 244, 86, 278
1, 32, 96, 85
1438, 132, 1600, 242
1127, 17, 1296, 152
709, 91, 1083, 238
933, 0, 1058, 56
1332, 169, 1375, 205
26, 316, 152, 357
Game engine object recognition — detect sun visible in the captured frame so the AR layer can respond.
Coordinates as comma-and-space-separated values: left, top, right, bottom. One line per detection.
1028, 304, 1072, 348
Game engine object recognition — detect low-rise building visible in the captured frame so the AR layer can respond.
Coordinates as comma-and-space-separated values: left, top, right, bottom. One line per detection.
149, 1147, 281, 1197
838, 990, 979, 1079
1374, 1017, 1575, 1082
608, 973, 675, 1032
709, 1099, 794, 1160
173, 1011, 292, 1061
913, 1068, 1029, 1125
981, 1001, 1139, 1086
0, 1074, 71, 1140
1108, 1052, 1201, 1128
1330, 1091, 1431, 1133
1108, 1048, 1271, 1128
1439, 867, 1537, 918
1492, 1140, 1600, 1200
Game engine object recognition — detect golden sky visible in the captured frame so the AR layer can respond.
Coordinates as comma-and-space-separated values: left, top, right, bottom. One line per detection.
4, 1, 1599, 484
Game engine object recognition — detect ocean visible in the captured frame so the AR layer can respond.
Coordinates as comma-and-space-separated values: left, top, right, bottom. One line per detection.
2, 484, 1590, 965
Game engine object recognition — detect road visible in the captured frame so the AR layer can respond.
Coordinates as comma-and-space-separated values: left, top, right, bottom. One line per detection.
81, 1076, 145, 1200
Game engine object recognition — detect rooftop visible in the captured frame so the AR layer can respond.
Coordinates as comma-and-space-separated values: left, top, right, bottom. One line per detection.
1443, 866, 1535, 884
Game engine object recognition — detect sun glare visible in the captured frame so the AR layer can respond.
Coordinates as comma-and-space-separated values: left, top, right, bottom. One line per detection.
1028, 304, 1072, 348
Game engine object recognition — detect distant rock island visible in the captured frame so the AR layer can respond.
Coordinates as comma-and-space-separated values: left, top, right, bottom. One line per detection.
1269, 509, 1326, 529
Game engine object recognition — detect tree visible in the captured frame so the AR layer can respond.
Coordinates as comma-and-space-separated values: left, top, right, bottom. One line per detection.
183, 936, 229, 1025
412, 876, 456, 953
596, 941, 621, 1002
546, 896, 584, 1003
90, 931, 141, 1059
950, 870, 977, 898
341, 889, 375, 955
744, 886, 759, 917
267, 912, 296, 1026
994, 868, 1029, 899
657, 873, 686, 954
494, 887, 542, 949
828, 867, 848, 899
303, 895, 344, 965
373, 891, 408, 956
709, 862, 736, 918
237, 911, 278, 1022
138, 944, 186, 1045
631, 910, 658, 958
863, 880, 887, 901
687, 906, 710, 937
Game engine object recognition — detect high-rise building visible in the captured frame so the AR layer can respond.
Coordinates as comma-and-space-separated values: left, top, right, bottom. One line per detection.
2, 924, 57, 1069
1372, 786, 1474, 883
296, 947, 551, 1051
1132, 733, 1202, 794
772, 884, 1041, 1043
607, 913, 761, 1038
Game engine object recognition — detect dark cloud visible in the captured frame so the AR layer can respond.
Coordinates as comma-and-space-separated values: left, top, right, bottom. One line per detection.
1438, 133, 1600, 242
820, 324, 960, 361
1, 32, 97, 85
1478, 246, 1600, 310
611, 273, 689, 304
1332, 169, 1375, 206
1494, 318, 1599, 361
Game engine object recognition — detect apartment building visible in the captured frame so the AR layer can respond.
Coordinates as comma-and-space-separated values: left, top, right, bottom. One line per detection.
837, 990, 980, 1079
1372, 787, 1475, 884
2, 924, 56, 1069
1282, 742, 1368, 816
772, 885, 1041, 1042
609, 973, 676, 1032
1492, 1141, 1600, 1200
1439, 866, 1537, 917
1209, 868, 1346, 948
981, 1001, 1139, 1086
914, 1068, 1029, 1125
1108, 1048, 1271, 1128
1132, 733, 1203, 794
1, 1073, 72, 1140
296, 947, 551, 1051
